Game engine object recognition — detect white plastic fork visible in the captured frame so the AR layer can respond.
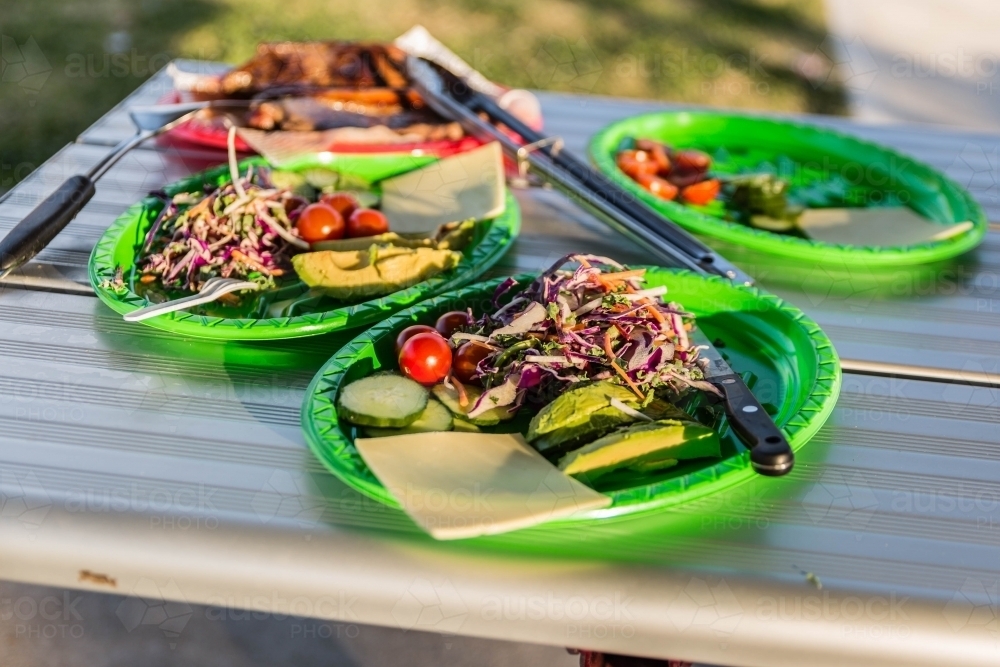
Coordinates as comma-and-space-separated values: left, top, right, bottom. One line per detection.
123, 276, 260, 322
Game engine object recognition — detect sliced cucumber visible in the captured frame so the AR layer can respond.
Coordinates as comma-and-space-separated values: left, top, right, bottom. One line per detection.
363, 399, 454, 437
337, 373, 428, 428
432, 383, 515, 426
452, 418, 482, 433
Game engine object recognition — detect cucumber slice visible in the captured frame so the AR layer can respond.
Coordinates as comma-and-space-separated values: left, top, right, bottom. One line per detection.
363, 399, 454, 437
452, 418, 482, 433
432, 383, 514, 426
337, 373, 428, 428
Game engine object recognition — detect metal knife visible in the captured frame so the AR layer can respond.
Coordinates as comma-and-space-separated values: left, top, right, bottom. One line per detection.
692, 330, 794, 476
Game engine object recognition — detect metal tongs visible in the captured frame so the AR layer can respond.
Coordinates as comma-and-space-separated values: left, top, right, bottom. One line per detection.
406, 57, 754, 286
408, 57, 793, 475
0, 100, 248, 279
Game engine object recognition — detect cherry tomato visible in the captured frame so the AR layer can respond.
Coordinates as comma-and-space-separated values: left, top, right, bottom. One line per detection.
636, 173, 679, 201
616, 150, 658, 180
681, 179, 721, 205
672, 149, 712, 174
435, 311, 471, 338
453, 341, 492, 384
399, 332, 453, 385
319, 192, 359, 220
346, 208, 390, 238
395, 324, 437, 356
295, 203, 344, 243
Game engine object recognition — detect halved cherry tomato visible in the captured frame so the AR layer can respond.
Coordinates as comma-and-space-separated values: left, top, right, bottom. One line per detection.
319, 192, 359, 220
347, 208, 390, 238
395, 324, 437, 356
435, 311, 471, 338
399, 332, 453, 385
453, 341, 492, 384
295, 203, 344, 243
681, 179, 721, 205
636, 173, 679, 201
672, 149, 712, 174
616, 150, 658, 180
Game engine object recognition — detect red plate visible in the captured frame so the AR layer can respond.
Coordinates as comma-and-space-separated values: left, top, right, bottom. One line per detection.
158, 90, 486, 157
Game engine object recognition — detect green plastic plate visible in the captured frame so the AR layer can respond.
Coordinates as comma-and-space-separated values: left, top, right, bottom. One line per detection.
89, 153, 520, 340
589, 111, 987, 267
301, 268, 841, 524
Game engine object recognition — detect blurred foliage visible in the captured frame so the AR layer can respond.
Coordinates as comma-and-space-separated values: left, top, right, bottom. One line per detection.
0, 0, 845, 186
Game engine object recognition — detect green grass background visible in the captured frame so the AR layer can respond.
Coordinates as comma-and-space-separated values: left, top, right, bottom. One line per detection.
0, 0, 845, 188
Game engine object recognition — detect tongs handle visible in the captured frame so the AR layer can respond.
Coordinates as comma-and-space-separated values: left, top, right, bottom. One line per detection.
711, 372, 794, 476
0, 175, 96, 277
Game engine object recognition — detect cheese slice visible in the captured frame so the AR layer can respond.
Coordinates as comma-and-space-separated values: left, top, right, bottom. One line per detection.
797, 207, 973, 247
354, 432, 610, 540
379, 142, 506, 233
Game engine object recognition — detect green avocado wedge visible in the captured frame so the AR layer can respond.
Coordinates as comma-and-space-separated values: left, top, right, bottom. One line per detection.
558, 419, 720, 483
527, 381, 641, 457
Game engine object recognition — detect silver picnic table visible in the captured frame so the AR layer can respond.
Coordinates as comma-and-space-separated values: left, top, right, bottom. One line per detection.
1, 61, 998, 667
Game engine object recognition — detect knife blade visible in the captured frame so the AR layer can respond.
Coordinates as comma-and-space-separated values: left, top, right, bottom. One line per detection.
692, 330, 794, 476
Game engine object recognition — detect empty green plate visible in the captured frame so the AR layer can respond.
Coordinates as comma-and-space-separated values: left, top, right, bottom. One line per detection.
89, 153, 520, 340
301, 268, 841, 523
589, 111, 987, 268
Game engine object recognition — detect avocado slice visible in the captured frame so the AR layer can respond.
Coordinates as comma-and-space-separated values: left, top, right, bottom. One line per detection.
527, 381, 641, 457
311, 233, 435, 252
558, 419, 721, 483
291, 246, 461, 299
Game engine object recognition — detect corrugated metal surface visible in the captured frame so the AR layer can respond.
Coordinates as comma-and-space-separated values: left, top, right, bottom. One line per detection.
0, 65, 998, 667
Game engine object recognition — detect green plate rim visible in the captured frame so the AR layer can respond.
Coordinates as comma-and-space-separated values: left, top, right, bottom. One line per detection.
589, 110, 988, 267
301, 268, 842, 522
88, 155, 521, 340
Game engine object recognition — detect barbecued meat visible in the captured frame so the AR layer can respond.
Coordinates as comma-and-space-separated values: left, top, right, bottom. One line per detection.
244, 87, 436, 131
195, 42, 411, 98
246, 96, 448, 132
192, 41, 464, 140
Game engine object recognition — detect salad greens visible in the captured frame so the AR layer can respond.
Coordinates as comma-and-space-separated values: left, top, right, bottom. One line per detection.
454, 254, 719, 420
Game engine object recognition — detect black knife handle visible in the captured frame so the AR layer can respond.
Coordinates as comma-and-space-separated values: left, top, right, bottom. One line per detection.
0, 174, 96, 274
712, 373, 794, 476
